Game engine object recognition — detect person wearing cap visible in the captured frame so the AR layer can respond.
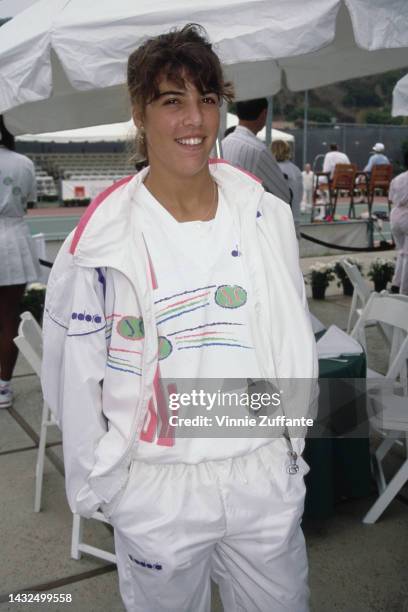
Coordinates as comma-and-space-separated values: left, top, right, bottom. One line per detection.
364, 143, 390, 173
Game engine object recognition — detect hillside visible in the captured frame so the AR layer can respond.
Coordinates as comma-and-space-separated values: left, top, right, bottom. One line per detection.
273, 68, 408, 125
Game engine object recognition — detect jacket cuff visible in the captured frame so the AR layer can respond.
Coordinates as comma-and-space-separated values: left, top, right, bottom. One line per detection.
73, 485, 103, 519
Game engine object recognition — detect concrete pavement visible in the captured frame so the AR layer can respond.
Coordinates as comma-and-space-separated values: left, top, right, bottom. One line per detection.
1, 255, 407, 612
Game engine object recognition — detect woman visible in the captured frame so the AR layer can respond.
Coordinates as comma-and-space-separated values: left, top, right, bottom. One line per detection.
301, 163, 314, 212
271, 139, 303, 236
0, 117, 40, 408
390, 152, 408, 295
42, 24, 317, 612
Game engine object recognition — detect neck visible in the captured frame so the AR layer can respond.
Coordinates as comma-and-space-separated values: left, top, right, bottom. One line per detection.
144, 165, 217, 222
238, 120, 260, 135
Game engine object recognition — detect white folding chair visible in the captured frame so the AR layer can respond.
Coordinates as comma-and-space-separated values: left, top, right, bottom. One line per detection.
351, 294, 408, 523
71, 512, 116, 563
341, 260, 371, 333
14, 311, 54, 513
32, 232, 50, 284
14, 311, 116, 563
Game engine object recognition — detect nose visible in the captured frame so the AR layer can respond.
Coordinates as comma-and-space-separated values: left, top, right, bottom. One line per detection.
182, 100, 203, 128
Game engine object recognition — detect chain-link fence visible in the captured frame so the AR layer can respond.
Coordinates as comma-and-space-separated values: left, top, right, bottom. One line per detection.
289, 123, 408, 172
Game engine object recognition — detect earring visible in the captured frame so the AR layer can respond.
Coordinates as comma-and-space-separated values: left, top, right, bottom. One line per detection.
138, 126, 145, 144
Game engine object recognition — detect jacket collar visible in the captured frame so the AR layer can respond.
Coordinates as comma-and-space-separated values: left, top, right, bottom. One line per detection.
70, 160, 265, 273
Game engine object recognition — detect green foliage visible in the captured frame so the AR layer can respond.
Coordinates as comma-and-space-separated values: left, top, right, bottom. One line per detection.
364, 110, 403, 125
343, 89, 382, 108
333, 258, 363, 286
367, 258, 395, 286
287, 107, 332, 123
307, 263, 335, 289
63, 198, 91, 207
20, 284, 46, 325
377, 69, 407, 98
275, 69, 407, 125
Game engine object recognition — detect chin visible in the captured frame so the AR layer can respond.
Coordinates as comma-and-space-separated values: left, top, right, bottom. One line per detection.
171, 157, 210, 178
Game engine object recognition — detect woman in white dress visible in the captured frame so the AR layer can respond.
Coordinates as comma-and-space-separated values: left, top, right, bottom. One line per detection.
0, 117, 40, 408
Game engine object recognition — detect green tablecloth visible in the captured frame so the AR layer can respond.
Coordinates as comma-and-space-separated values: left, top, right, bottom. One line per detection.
303, 351, 372, 520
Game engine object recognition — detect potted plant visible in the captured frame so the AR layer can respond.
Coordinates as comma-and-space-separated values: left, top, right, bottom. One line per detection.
20, 283, 46, 325
333, 257, 363, 296
307, 263, 335, 300
367, 258, 395, 292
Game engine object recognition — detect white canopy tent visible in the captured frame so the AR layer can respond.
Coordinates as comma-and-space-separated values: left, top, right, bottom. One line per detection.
0, 0, 38, 18
1, 0, 408, 135
225, 113, 294, 143
16, 121, 137, 143
15, 115, 294, 145
392, 73, 408, 117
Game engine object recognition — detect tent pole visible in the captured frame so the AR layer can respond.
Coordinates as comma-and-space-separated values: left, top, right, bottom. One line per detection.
302, 90, 309, 168
216, 101, 227, 157
265, 96, 273, 147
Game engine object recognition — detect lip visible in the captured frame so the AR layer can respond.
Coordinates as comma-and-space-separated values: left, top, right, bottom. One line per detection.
175, 136, 205, 145
174, 137, 207, 153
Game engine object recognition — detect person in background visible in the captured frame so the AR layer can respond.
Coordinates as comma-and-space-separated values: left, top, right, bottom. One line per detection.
42, 24, 317, 612
355, 143, 390, 204
301, 163, 314, 212
364, 143, 390, 173
271, 139, 303, 236
0, 116, 40, 408
223, 125, 236, 138
389, 151, 408, 295
222, 98, 290, 203
322, 143, 350, 178
317, 143, 350, 205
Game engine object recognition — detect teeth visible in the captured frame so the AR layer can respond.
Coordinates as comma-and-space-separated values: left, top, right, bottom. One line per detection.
176, 138, 203, 145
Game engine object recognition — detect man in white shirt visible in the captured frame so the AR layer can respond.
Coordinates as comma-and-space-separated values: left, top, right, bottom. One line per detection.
317, 144, 350, 207
323, 143, 350, 178
221, 99, 290, 203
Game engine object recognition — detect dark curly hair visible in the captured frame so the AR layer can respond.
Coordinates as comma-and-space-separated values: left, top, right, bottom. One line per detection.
127, 23, 234, 158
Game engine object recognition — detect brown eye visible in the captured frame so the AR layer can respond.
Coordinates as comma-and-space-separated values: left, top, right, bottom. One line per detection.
202, 96, 217, 105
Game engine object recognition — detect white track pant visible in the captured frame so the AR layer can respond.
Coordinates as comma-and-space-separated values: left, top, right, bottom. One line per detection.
110, 439, 310, 612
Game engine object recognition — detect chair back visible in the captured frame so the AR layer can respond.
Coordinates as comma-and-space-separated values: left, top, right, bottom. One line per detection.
341, 260, 371, 303
369, 164, 393, 191
357, 294, 408, 331
14, 312, 43, 378
331, 164, 357, 190
351, 293, 408, 382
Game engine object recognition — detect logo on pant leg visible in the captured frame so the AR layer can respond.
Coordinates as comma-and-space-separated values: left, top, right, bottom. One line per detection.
128, 554, 162, 570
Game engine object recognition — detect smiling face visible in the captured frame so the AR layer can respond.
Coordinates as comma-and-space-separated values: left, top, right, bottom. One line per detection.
133, 76, 220, 181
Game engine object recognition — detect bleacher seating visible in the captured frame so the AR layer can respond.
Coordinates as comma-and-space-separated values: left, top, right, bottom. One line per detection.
29, 152, 136, 180
27, 152, 138, 203
33, 163, 58, 200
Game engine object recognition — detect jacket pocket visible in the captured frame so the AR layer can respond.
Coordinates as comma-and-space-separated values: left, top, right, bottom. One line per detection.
101, 461, 136, 520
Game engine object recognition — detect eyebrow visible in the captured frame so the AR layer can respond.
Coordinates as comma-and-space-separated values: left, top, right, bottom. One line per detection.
157, 90, 186, 98
156, 90, 217, 98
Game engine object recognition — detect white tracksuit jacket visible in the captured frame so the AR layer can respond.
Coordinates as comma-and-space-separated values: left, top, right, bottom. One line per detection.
41, 161, 318, 520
